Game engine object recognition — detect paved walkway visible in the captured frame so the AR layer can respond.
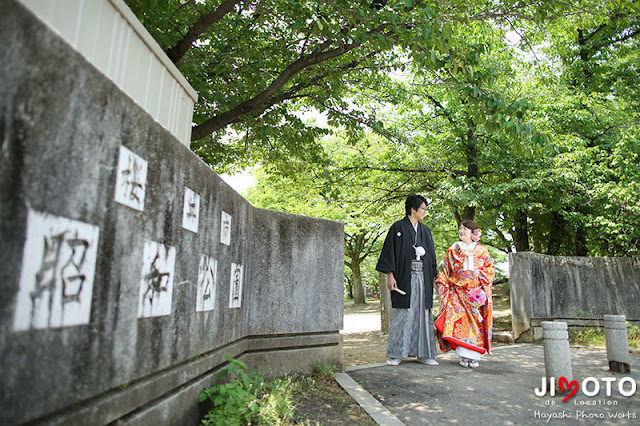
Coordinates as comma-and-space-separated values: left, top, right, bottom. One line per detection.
347, 344, 640, 425
338, 344, 640, 425
340, 304, 639, 424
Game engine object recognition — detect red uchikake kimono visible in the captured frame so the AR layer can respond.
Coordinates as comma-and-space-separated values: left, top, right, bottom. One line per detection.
435, 241, 495, 355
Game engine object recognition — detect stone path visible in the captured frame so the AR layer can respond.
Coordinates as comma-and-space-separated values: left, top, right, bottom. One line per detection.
341, 306, 639, 425
341, 346, 640, 425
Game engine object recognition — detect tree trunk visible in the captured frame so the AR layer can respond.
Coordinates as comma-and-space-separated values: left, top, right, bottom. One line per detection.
514, 209, 530, 252
379, 272, 392, 334
351, 257, 366, 305
461, 205, 476, 221
345, 279, 353, 300
575, 228, 588, 256
547, 211, 564, 255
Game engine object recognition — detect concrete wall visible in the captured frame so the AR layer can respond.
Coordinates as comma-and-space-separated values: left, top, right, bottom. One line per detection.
509, 252, 640, 342
0, 3, 344, 425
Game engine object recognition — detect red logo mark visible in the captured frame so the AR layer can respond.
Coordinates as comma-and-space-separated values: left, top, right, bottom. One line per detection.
559, 376, 579, 402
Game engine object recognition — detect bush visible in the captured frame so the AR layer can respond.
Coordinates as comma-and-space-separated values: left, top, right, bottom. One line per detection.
199, 357, 294, 425
310, 360, 337, 379
628, 323, 640, 348
568, 327, 605, 346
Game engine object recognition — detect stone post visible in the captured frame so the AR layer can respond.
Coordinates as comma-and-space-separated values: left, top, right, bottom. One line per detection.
604, 314, 631, 374
542, 321, 573, 382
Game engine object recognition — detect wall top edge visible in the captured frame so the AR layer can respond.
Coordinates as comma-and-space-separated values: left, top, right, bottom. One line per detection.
253, 206, 345, 228
509, 252, 640, 262
108, 0, 199, 102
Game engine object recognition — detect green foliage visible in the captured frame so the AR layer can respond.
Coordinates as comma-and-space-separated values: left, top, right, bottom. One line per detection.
628, 323, 640, 349
569, 324, 640, 349
310, 361, 338, 379
568, 327, 606, 347
199, 357, 294, 425
314, 1, 640, 257
520, 1, 640, 256
124, 0, 584, 172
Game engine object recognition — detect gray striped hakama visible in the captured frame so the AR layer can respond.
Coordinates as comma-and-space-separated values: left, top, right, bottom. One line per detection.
387, 260, 437, 360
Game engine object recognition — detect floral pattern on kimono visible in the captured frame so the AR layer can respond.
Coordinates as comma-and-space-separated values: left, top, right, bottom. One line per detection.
435, 241, 495, 354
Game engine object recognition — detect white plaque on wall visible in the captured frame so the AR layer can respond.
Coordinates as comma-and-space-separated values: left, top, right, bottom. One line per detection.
196, 254, 217, 312
182, 187, 200, 233
228, 263, 243, 309
114, 145, 148, 211
138, 240, 176, 318
13, 209, 100, 331
220, 211, 231, 245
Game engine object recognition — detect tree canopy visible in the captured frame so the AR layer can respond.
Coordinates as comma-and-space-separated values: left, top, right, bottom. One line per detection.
127, 0, 576, 170
128, 0, 640, 258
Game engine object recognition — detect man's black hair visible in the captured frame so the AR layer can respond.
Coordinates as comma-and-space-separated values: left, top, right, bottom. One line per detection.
405, 194, 427, 216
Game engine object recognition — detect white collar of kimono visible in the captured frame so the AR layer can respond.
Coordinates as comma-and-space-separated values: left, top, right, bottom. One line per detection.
410, 221, 426, 259
455, 241, 477, 270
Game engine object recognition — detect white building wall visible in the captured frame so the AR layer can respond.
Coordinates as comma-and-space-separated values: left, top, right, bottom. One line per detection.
19, 0, 198, 146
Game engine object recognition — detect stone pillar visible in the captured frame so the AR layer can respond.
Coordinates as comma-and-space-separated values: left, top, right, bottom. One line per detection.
604, 314, 631, 374
509, 253, 535, 343
542, 321, 573, 382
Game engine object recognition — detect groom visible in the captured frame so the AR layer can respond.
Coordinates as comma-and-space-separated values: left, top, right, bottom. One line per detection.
376, 194, 438, 366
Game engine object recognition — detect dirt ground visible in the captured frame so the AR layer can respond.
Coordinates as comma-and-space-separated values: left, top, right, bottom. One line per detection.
291, 375, 377, 425
342, 302, 387, 366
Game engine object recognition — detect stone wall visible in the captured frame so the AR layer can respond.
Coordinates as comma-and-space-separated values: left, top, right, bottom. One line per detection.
0, 3, 344, 425
509, 252, 640, 342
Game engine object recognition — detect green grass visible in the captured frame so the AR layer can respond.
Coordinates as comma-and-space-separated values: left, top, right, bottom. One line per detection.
568, 323, 640, 349
199, 358, 295, 425
310, 360, 338, 379
568, 327, 606, 347
200, 359, 374, 425
627, 323, 640, 349
493, 314, 513, 331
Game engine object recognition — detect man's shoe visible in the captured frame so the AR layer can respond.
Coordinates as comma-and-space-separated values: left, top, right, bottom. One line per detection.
418, 358, 439, 366
387, 358, 401, 366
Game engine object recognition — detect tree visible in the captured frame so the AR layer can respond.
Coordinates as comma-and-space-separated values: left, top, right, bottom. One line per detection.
345, 228, 384, 304
125, 0, 580, 172
312, 17, 550, 255
516, 0, 640, 255
314, 1, 640, 257
245, 136, 389, 304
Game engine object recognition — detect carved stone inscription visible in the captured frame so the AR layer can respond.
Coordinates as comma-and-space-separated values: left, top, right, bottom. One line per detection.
220, 211, 231, 246
114, 145, 148, 211
13, 210, 100, 331
138, 240, 176, 318
229, 263, 243, 309
196, 254, 217, 312
182, 187, 200, 233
